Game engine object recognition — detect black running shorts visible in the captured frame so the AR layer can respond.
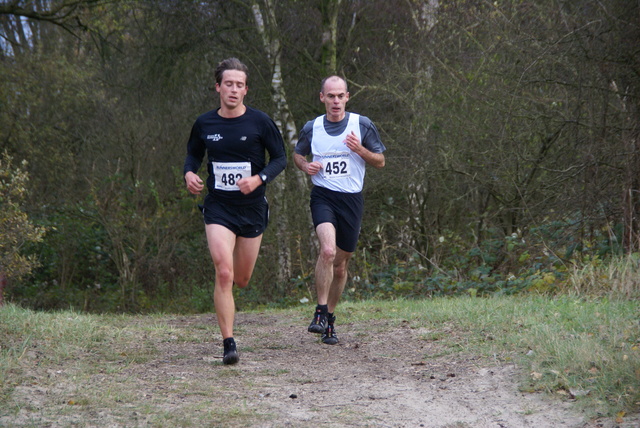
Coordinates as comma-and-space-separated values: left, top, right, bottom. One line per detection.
201, 194, 269, 238
310, 186, 364, 253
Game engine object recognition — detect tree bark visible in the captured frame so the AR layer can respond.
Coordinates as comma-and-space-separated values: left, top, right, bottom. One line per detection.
0, 272, 5, 306
320, 0, 341, 75
252, 0, 312, 285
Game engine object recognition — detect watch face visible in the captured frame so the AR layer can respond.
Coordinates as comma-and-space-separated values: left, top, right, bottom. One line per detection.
261, 174, 267, 182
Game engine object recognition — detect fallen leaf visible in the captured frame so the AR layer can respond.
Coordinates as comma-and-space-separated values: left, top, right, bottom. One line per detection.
569, 388, 590, 397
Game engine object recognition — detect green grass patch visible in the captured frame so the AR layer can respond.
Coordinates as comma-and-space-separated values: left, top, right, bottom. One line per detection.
1, 296, 638, 423
337, 296, 639, 417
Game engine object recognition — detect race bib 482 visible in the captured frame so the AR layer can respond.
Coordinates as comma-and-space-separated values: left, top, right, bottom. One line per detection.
212, 161, 251, 191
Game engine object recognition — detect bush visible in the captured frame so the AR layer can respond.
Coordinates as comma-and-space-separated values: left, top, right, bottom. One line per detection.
0, 151, 47, 303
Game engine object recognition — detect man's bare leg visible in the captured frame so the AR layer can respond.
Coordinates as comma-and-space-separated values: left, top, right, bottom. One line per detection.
205, 225, 262, 364
308, 222, 337, 333
327, 247, 352, 313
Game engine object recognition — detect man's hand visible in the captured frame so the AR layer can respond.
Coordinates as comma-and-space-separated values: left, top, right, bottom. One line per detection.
294, 152, 323, 176
305, 161, 323, 175
185, 171, 204, 195
237, 175, 263, 195
344, 131, 363, 155
344, 131, 385, 168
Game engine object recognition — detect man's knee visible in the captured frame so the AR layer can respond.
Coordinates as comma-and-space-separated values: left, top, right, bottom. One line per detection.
234, 277, 250, 288
216, 266, 234, 286
333, 251, 352, 280
319, 246, 336, 264
334, 263, 348, 280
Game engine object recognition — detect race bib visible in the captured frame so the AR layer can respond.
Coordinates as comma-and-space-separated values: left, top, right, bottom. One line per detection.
319, 152, 351, 179
212, 161, 251, 191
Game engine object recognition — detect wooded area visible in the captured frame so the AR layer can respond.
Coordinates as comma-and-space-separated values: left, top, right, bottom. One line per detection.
1, 0, 638, 312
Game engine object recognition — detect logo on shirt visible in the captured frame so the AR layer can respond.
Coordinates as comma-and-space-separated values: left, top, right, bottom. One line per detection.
240, 136, 247, 141
207, 134, 223, 141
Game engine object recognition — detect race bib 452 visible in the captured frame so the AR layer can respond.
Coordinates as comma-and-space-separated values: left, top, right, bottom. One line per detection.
319, 152, 351, 179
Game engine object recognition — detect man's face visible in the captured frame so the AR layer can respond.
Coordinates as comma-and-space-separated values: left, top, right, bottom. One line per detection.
216, 69, 248, 110
320, 78, 349, 122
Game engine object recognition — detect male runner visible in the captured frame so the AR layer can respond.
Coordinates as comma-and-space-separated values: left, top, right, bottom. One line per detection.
294, 75, 386, 345
184, 58, 286, 363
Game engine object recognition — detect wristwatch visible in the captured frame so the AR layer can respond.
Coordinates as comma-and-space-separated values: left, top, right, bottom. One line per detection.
260, 173, 268, 183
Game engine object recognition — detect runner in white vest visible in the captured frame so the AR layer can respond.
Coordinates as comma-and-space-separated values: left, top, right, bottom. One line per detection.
294, 75, 386, 345
309, 112, 366, 193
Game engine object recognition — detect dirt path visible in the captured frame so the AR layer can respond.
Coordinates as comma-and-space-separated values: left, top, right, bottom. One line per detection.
3, 311, 637, 427
126, 313, 608, 427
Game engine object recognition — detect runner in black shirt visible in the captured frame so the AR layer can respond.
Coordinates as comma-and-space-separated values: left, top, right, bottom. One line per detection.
184, 58, 286, 364
184, 107, 286, 205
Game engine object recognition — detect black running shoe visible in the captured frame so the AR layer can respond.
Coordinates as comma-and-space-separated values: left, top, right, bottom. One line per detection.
223, 338, 239, 365
308, 311, 328, 334
322, 315, 339, 345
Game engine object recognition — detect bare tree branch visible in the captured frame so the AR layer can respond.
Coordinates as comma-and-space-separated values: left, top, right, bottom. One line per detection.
0, 0, 108, 32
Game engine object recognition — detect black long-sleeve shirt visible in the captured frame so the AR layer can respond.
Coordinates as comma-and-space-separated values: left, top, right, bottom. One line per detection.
184, 107, 287, 205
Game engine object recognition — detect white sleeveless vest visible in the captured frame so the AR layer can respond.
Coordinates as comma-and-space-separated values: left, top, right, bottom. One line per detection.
311, 113, 365, 193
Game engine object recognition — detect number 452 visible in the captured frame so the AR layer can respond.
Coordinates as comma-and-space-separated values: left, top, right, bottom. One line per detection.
325, 161, 347, 175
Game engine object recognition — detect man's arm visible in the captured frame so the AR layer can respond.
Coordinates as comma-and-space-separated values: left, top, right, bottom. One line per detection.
184, 171, 204, 195
184, 121, 206, 194
294, 124, 324, 175
345, 131, 385, 168
259, 116, 288, 181
294, 153, 323, 175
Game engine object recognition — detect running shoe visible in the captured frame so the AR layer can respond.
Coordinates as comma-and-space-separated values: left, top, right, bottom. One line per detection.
223, 338, 239, 365
307, 311, 328, 334
322, 315, 339, 345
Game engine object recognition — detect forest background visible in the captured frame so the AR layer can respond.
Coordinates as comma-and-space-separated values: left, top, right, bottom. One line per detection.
1, 0, 639, 313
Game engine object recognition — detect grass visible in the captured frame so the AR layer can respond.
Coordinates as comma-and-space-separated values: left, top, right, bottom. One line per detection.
1, 295, 638, 425
566, 253, 640, 299
342, 295, 640, 417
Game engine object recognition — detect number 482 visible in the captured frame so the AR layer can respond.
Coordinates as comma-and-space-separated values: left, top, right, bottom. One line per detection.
221, 173, 243, 186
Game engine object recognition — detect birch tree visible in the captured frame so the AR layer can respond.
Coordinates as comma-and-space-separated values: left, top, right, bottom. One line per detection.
320, 0, 341, 74
251, 0, 306, 285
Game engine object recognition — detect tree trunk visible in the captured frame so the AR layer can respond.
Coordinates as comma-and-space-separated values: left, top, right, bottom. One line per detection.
320, 0, 341, 75
252, 0, 312, 285
622, 127, 640, 253
0, 272, 5, 306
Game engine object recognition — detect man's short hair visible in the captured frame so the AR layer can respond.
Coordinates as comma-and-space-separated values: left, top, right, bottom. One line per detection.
320, 75, 348, 94
215, 58, 249, 85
